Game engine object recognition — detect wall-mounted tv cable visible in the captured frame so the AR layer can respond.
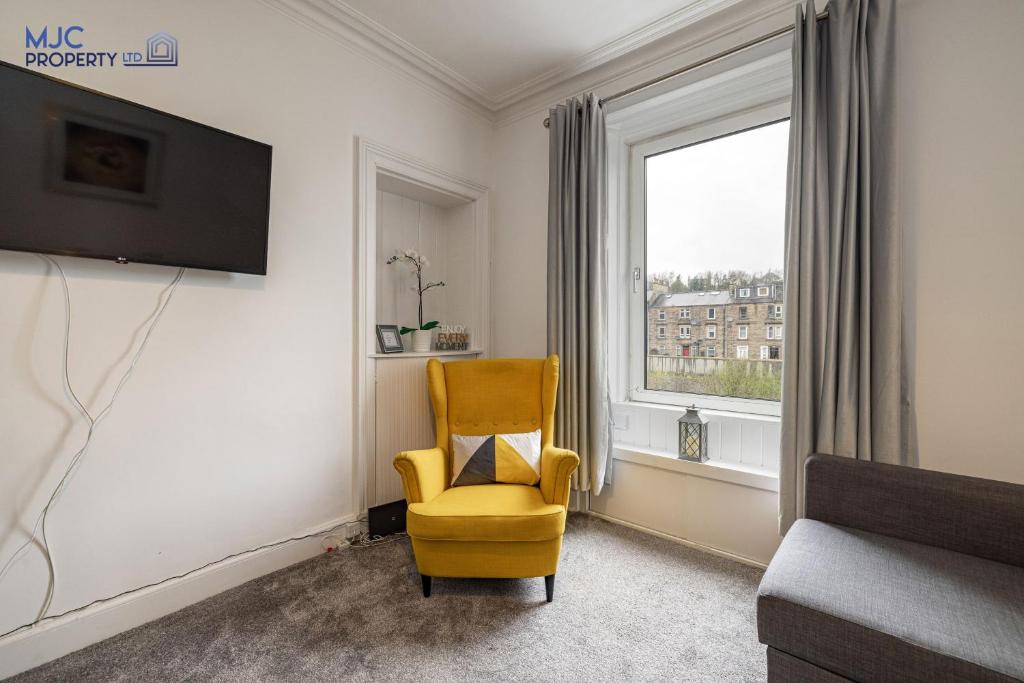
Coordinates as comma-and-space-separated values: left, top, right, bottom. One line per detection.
0, 255, 185, 626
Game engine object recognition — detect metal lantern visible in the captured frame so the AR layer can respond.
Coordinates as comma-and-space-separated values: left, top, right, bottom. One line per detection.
678, 405, 708, 462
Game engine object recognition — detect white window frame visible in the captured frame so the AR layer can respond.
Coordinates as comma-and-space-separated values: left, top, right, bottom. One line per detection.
771, 304, 783, 318
767, 324, 782, 340
657, 310, 666, 320
680, 308, 690, 319
707, 307, 716, 320
760, 345, 769, 360
705, 346, 717, 358
736, 345, 749, 359
706, 324, 717, 340
738, 287, 750, 298
738, 325, 749, 340
608, 42, 791, 417
657, 326, 666, 338
757, 286, 770, 296
678, 325, 690, 338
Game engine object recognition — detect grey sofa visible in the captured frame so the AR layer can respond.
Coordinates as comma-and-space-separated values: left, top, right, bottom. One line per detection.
757, 454, 1024, 682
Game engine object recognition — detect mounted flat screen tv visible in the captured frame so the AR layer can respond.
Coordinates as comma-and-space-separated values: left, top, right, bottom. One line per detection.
0, 61, 272, 275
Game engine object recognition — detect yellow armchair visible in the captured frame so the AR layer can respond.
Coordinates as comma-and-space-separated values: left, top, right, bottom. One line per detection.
394, 354, 580, 602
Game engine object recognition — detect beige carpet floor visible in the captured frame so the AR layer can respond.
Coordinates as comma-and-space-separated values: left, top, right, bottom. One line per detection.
11, 514, 767, 682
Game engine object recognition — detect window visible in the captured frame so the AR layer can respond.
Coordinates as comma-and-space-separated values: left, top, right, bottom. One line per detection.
770, 304, 782, 318
657, 326, 666, 338
658, 311, 666, 320
628, 103, 789, 411
675, 345, 682, 356
767, 324, 783, 340
760, 345, 769, 360
769, 346, 781, 360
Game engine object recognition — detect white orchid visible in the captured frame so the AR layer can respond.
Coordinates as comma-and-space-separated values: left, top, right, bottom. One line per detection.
385, 246, 447, 334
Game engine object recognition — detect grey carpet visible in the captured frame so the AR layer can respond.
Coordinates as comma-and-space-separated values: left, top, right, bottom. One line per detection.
11, 514, 767, 682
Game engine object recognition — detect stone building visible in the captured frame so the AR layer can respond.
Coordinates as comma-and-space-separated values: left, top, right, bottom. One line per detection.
647, 282, 783, 361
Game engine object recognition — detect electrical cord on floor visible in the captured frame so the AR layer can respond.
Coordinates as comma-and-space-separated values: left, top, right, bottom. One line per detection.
0, 257, 185, 628
0, 520, 366, 641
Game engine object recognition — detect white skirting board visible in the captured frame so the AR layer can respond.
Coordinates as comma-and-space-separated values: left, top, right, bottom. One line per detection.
586, 510, 769, 570
0, 514, 358, 680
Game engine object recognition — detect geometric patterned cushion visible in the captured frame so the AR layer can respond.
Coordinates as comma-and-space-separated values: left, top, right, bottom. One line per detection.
451, 430, 541, 487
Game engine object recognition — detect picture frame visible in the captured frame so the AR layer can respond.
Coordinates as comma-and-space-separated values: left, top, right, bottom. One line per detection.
376, 324, 404, 354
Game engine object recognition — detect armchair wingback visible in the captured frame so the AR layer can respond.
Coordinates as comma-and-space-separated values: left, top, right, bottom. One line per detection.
393, 355, 580, 601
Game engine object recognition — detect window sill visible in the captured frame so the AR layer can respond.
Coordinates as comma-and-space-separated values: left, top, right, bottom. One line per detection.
612, 443, 779, 492
619, 397, 781, 421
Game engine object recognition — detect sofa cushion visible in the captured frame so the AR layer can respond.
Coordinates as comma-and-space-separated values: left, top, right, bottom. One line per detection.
758, 519, 1024, 682
407, 484, 566, 542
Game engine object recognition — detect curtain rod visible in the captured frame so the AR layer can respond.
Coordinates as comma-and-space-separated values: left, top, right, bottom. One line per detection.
542, 9, 827, 128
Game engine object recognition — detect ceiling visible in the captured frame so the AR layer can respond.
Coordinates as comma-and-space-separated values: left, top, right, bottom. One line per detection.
335, 0, 740, 110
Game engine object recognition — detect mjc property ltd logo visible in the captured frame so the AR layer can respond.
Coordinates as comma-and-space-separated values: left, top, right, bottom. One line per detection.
24, 26, 178, 68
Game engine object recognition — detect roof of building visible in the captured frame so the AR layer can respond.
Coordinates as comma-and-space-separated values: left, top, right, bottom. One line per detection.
651, 291, 732, 307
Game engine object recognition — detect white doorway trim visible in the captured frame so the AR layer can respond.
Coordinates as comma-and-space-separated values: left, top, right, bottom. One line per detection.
353, 138, 489, 512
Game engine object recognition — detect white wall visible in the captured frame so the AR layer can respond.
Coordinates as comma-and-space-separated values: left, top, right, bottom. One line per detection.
0, 0, 492, 648
899, 0, 1024, 485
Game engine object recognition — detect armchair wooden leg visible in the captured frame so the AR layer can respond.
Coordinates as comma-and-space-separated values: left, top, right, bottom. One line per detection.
544, 574, 555, 603
421, 574, 432, 598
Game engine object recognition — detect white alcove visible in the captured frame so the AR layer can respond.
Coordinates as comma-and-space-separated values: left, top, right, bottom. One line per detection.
375, 173, 480, 343
355, 139, 489, 509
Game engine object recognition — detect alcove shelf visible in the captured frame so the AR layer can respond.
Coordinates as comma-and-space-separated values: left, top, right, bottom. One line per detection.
370, 349, 483, 359
355, 138, 489, 510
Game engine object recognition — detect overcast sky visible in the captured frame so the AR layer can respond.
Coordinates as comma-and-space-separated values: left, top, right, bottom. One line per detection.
646, 120, 789, 279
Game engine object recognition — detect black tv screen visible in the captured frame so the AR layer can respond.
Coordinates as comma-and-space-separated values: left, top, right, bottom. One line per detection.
0, 61, 272, 275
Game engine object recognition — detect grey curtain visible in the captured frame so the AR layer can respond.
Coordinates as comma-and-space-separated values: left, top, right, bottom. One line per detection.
547, 94, 612, 497
780, 0, 915, 533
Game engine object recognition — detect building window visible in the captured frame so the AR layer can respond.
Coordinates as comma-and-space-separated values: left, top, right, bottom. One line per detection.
657, 326, 666, 338
769, 346, 781, 360
658, 311, 666, 320
767, 324, 783, 340
760, 345, 769, 360
632, 111, 789, 408
770, 304, 782, 318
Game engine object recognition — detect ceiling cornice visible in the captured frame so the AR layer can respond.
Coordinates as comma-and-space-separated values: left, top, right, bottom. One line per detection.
258, 0, 752, 121
489, 0, 745, 108
256, 0, 496, 120
494, 0, 799, 127
258, 0, 798, 124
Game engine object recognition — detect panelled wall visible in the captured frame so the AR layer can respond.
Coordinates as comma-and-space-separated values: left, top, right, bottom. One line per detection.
611, 402, 780, 473
375, 191, 476, 336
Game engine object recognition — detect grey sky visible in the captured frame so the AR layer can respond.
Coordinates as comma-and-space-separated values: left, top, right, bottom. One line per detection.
646, 120, 790, 279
